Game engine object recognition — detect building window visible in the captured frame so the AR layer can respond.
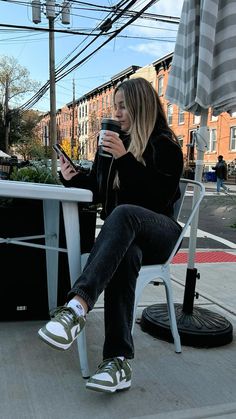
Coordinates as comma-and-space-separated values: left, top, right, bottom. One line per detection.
193, 114, 201, 125
158, 76, 164, 96
209, 129, 217, 152
230, 126, 236, 150
178, 108, 184, 125
177, 136, 183, 148
167, 104, 173, 125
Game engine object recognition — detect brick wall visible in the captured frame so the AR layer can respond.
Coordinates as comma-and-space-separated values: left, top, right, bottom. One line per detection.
38, 57, 236, 169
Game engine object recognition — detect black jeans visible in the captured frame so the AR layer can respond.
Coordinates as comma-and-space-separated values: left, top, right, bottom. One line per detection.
68, 204, 182, 360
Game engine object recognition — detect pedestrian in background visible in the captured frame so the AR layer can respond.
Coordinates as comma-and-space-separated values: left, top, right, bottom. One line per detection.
38, 77, 183, 394
212, 155, 230, 194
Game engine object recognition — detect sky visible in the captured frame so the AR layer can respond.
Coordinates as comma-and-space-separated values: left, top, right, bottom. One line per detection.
0, 0, 184, 112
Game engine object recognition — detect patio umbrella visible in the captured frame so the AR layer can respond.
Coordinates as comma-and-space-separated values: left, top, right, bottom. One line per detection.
144, 0, 236, 346
166, 0, 236, 116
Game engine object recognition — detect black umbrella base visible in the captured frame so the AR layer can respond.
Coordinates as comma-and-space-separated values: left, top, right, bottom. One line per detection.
140, 303, 233, 348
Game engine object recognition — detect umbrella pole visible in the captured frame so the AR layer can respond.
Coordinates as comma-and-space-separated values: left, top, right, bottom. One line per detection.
182, 110, 208, 313
141, 110, 233, 347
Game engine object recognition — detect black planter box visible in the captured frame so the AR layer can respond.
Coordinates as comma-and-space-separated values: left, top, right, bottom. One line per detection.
0, 198, 96, 321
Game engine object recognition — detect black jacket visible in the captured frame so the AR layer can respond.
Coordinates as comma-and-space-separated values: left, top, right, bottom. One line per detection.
212, 160, 227, 180
60, 128, 184, 220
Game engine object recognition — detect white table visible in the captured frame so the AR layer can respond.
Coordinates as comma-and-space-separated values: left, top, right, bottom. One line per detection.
0, 180, 93, 311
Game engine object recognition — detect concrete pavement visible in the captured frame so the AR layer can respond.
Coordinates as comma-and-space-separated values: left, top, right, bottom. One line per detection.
1, 182, 236, 419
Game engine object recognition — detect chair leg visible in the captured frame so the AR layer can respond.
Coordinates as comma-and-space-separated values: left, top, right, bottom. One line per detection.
164, 282, 181, 353
75, 254, 91, 379
77, 329, 90, 378
131, 298, 139, 334
132, 273, 154, 334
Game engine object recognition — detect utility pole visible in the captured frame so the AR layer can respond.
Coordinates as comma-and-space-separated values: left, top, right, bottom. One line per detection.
71, 78, 75, 157
31, 0, 70, 176
4, 76, 10, 153
48, 15, 57, 176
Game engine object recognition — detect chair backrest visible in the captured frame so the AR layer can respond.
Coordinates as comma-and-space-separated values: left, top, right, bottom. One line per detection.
164, 178, 205, 267
173, 180, 188, 220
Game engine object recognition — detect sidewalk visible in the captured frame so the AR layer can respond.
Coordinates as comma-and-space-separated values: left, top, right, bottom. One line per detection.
2, 261, 236, 419
1, 185, 236, 419
202, 181, 236, 194
2, 265, 236, 418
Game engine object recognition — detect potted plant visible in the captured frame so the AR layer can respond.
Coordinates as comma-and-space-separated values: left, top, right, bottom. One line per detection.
0, 162, 97, 321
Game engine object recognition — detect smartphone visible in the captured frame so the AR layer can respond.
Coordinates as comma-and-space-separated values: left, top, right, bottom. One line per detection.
53, 143, 78, 171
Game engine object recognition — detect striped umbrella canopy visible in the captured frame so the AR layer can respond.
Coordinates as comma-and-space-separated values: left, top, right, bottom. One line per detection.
166, 0, 236, 116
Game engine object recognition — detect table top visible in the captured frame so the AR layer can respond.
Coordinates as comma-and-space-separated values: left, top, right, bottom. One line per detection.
0, 180, 93, 203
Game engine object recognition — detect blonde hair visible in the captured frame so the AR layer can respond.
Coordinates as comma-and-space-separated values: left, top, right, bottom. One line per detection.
113, 77, 176, 187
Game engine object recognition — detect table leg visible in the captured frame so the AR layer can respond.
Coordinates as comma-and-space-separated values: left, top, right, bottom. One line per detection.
62, 201, 90, 378
62, 201, 81, 283
43, 200, 60, 312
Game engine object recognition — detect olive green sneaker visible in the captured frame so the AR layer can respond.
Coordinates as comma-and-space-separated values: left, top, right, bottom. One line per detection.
86, 358, 132, 393
38, 306, 85, 350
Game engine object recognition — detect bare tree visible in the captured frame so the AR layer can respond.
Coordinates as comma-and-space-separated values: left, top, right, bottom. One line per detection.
0, 55, 40, 152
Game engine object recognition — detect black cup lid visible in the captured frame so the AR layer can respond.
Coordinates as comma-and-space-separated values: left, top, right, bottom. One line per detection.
101, 118, 121, 128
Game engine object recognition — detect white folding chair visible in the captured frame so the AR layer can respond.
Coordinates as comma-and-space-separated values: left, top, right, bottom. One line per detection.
77, 178, 205, 377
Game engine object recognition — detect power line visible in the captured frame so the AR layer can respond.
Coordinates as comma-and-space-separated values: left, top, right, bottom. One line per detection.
0, 18, 178, 38
0, 0, 180, 25
0, 0, 180, 49
54, 0, 128, 71
19, 0, 159, 110
2, 1, 174, 110
0, 30, 176, 44
0, 22, 102, 35
117, 34, 176, 41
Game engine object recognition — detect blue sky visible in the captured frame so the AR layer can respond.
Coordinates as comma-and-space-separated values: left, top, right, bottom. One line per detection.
0, 0, 184, 111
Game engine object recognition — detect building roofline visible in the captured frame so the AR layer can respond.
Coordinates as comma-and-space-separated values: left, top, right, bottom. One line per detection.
152, 52, 173, 68
66, 65, 141, 106
58, 55, 173, 111
111, 65, 141, 81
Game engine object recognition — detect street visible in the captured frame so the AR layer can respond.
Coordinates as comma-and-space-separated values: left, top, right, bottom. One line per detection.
95, 187, 236, 251
180, 192, 236, 250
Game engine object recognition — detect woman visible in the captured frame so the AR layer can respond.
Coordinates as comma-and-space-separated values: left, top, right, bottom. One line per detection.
38, 77, 183, 393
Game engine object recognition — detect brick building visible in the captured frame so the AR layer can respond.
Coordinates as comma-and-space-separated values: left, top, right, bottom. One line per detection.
37, 65, 140, 161
37, 53, 236, 173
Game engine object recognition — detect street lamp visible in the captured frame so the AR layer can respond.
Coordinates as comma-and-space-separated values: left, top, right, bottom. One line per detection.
31, 0, 70, 176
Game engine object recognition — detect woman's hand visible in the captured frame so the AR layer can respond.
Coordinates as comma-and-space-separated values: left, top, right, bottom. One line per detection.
102, 130, 127, 159
59, 156, 78, 180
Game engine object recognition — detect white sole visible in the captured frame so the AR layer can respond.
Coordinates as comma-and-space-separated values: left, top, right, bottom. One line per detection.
86, 379, 131, 393
38, 329, 72, 350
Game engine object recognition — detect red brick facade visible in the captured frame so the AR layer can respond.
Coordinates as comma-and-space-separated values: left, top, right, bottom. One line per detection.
38, 55, 236, 170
